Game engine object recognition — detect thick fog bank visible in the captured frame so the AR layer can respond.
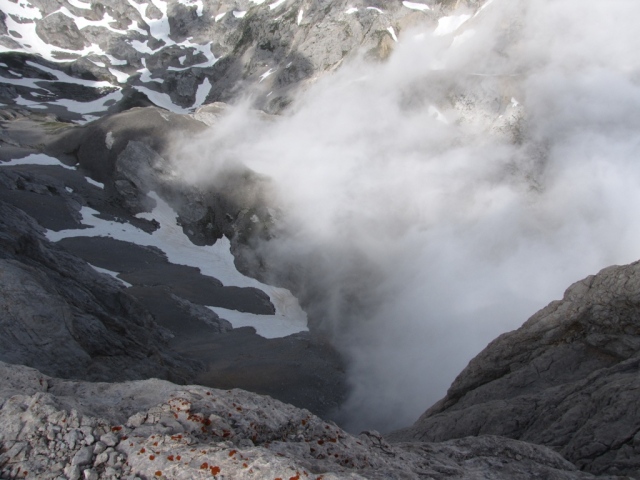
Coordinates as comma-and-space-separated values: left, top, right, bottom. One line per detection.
175, 0, 640, 432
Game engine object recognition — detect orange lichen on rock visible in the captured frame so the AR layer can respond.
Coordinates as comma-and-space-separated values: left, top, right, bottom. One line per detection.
210, 466, 221, 475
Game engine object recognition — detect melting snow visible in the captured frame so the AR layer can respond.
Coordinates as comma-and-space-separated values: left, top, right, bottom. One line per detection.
26, 61, 112, 88
297, 8, 303, 25
434, 14, 472, 36
0, 153, 75, 169
260, 68, 275, 82
90, 264, 133, 287
46, 192, 308, 338
402, 1, 430, 11
85, 177, 105, 189
193, 78, 212, 108
387, 26, 398, 42
109, 68, 130, 84
233, 10, 247, 18
67, 0, 92, 10
132, 85, 191, 114
214, 12, 226, 21
367, 7, 383, 14
451, 29, 476, 48
345, 7, 358, 14
269, 0, 286, 9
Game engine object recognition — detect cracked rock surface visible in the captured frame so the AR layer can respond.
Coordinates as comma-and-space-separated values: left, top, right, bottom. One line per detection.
390, 261, 640, 478
0, 362, 619, 480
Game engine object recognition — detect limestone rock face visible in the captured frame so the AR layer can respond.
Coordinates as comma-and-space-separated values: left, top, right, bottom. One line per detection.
0, 0, 438, 118
390, 261, 640, 477
0, 362, 618, 480
0, 200, 198, 384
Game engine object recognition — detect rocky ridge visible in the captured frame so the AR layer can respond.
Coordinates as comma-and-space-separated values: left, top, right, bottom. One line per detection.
0, 0, 445, 120
390, 261, 640, 477
0, 361, 622, 480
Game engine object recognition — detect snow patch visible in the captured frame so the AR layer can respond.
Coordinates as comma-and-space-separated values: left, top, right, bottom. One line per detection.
193, 78, 212, 108
67, 0, 92, 10
105, 131, 114, 150
260, 68, 275, 82
45, 192, 308, 338
297, 9, 303, 25
451, 29, 476, 48
402, 1, 430, 11
434, 14, 472, 36
0, 153, 75, 170
345, 7, 358, 14
90, 264, 132, 287
215, 12, 226, 21
109, 68, 130, 84
269, 0, 286, 10
387, 26, 398, 42
367, 7, 383, 14
233, 10, 247, 18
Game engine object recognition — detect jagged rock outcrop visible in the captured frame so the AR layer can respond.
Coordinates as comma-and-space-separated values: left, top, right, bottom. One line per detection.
0, 199, 199, 384
1, 0, 440, 118
390, 261, 640, 478
0, 361, 620, 480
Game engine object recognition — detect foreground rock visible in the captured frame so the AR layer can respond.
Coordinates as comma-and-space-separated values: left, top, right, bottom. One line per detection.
390, 261, 640, 478
0, 362, 617, 480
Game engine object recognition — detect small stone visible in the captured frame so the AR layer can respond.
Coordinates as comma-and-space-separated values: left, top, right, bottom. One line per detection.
126, 413, 146, 428
71, 445, 94, 466
83, 468, 98, 480
94, 451, 109, 467
66, 465, 81, 480
100, 433, 118, 447
93, 441, 107, 455
107, 450, 119, 467
104, 466, 120, 477
66, 430, 81, 449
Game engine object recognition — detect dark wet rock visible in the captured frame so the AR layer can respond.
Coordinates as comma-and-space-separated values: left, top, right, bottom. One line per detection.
56, 235, 276, 314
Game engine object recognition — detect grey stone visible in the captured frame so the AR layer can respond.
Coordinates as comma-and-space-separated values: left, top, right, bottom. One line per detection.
83, 468, 98, 480
92, 441, 107, 455
99, 433, 118, 447
71, 445, 94, 466
391, 261, 640, 477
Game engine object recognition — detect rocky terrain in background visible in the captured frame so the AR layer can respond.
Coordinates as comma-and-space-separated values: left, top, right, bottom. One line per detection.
2, 0, 640, 478
0, 0, 443, 120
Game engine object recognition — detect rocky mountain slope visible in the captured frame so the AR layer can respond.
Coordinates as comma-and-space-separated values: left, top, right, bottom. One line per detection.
389, 261, 640, 477
1, 0, 437, 120
2, 0, 640, 478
